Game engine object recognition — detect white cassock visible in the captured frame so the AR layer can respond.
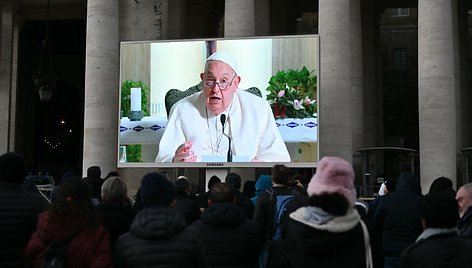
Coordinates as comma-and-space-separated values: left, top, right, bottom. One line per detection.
155, 90, 290, 162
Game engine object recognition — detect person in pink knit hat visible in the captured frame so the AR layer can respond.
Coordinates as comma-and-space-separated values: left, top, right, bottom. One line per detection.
283, 156, 381, 268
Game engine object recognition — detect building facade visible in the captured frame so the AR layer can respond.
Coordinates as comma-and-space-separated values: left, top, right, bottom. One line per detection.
0, 0, 471, 194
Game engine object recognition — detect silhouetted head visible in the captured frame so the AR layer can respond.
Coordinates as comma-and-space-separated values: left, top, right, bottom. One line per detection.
209, 182, 235, 204
175, 176, 190, 194
140, 172, 176, 208
208, 175, 221, 191
420, 191, 458, 229
0, 152, 26, 184
243, 180, 256, 198
101, 176, 128, 204
272, 164, 289, 185
429, 176, 454, 194
225, 172, 242, 190
87, 166, 101, 179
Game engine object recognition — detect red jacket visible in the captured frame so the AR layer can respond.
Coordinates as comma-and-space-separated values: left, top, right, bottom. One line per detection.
25, 211, 112, 268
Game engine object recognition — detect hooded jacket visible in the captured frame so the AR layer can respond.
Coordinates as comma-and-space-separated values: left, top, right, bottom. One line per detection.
115, 206, 205, 268
175, 192, 201, 225
251, 175, 272, 205
25, 211, 112, 268
192, 203, 260, 267
286, 207, 369, 268
96, 202, 137, 246
371, 172, 422, 256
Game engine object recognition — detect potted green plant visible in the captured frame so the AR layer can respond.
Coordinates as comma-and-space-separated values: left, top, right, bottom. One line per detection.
120, 80, 151, 162
266, 66, 317, 119
266, 67, 318, 162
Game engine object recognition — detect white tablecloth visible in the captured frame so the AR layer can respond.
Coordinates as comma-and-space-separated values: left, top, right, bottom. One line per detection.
275, 118, 318, 142
120, 116, 167, 145
120, 117, 318, 145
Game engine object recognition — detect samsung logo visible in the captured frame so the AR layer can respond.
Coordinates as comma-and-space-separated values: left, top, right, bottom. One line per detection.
206, 163, 224, 167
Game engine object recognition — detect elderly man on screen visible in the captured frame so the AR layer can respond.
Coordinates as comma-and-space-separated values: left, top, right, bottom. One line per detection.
155, 52, 290, 162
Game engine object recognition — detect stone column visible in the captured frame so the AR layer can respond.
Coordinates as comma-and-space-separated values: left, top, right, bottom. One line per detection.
362, 0, 382, 149
350, 0, 364, 178
418, 0, 458, 191
224, 0, 255, 37
167, 0, 185, 39
83, 0, 119, 176
0, 6, 13, 154
120, 0, 167, 41
457, 0, 471, 185
318, 0, 353, 162
255, 0, 270, 36
119, 0, 137, 41
361, 0, 384, 184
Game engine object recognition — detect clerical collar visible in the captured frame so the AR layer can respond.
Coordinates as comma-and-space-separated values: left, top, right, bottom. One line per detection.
207, 106, 231, 119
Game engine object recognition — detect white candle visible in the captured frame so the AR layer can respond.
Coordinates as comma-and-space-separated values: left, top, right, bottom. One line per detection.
130, 87, 141, 111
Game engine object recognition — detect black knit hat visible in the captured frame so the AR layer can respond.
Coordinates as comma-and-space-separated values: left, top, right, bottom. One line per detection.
140, 172, 176, 208
0, 152, 26, 183
428, 176, 454, 194
419, 191, 458, 229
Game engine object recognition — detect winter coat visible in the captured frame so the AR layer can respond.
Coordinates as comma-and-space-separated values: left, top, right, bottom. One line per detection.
197, 191, 211, 210
399, 229, 472, 267
192, 202, 260, 267
233, 190, 254, 219
96, 203, 137, 246
286, 207, 376, 268
25, 211, 112, 268
371, 172, 422, 257
458, 206, 472, 239
0, 183, 49, 267
115, 206, 205, 268
175, 192, 201, 225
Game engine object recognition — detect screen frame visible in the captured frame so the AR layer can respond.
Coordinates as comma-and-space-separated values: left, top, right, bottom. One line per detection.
117, 34, 320, 168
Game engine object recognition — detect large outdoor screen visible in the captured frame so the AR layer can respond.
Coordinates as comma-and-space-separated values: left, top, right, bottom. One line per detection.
118, 35, 319, 168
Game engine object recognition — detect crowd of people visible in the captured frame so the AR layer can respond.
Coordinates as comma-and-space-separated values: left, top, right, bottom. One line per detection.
2, 151, 472, 267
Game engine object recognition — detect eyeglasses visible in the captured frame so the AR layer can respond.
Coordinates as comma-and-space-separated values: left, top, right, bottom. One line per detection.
204, 73, 237, 91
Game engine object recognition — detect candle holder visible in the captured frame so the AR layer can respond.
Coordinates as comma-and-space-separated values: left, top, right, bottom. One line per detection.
128, 110, 144, 121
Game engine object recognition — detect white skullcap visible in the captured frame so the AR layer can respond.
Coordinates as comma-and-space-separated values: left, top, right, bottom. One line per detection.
206, 52, 238, 74
177, 175, 188, 181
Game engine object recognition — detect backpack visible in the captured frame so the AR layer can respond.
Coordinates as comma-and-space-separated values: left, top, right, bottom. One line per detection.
40, 230, 80, 268
41, 241, 68, 268
267, 188, 299, 241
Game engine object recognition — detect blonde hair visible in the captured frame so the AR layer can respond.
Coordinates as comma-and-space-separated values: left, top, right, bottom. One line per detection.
101, 176, 128, 204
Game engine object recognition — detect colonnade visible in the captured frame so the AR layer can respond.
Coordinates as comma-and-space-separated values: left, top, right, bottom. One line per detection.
0, 0, 470, 193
